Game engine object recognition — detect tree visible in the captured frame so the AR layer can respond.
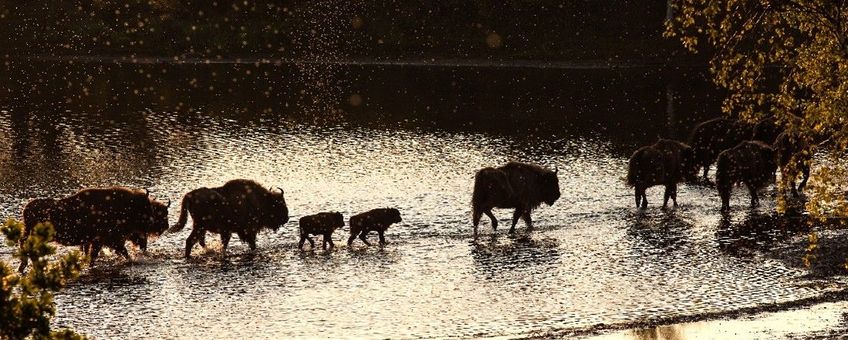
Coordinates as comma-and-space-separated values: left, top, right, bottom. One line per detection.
666, 0, 848, 216
0, 219, 86, 340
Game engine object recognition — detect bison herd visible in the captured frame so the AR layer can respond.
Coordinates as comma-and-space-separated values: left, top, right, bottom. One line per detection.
11, 116, 814, 270
628, 116, 813, 211
18, 179, 404, 269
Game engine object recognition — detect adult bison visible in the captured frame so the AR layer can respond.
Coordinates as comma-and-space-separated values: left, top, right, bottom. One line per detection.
170, 179, 289, 258
627, 139, 698, 209
347, 208, 402, 246
751, 116, 783, 144
19, 187, 170, 271
773, 131, 812, 196
716, 141, 777, 211
688, 117, 753, 181
471, 162, 560, 235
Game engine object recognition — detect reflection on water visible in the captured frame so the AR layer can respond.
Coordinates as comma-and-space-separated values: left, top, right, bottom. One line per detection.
0, 61, 845, 338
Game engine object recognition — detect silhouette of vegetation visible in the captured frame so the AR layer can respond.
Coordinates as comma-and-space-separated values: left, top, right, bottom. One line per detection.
666, 1, 848, 217
0, 219, 86, 340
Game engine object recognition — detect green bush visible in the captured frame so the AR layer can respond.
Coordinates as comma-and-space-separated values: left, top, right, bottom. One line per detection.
0, 219, 87, 340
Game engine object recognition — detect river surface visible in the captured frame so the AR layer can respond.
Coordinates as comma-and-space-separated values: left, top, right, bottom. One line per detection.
0, 60, 845, 339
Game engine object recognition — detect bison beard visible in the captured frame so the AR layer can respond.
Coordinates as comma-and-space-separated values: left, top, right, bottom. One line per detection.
471, 162, 560, 235
626, 139, 697, 209
19, 187, 170, 271
716, 141, 777, 211
347, 208, 402, 246
170, 179, 289, 258
298, 212, 345, 250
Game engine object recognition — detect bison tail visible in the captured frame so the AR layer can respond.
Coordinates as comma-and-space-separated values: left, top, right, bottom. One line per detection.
626, 153, 639, 187
169, 197, 190, 233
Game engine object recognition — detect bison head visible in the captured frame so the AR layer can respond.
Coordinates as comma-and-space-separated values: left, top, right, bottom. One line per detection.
266, 187, 289, 231
331, 212, 345, 229
542, 168, 561, 206
387, 208, 402, 224
148, 199, 171, 236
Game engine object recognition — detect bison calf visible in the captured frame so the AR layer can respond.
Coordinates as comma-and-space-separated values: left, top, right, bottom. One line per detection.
627, 139, 698, 208
348, 208, 402, 246
716, 141, 777, 211
299, 212, 344, 250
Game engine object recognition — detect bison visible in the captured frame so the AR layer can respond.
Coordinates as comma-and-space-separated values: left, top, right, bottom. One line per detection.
170, 179, 289, 258
752, 116, 783, 144
471, 162, 560, 235
19, 187, 170, 271
716, 141, 777, 211
688, 117, 753, 181
773, 131, 812, 196
298, 212, 344, 250
347, 208, 402, 246
626, 139, 698, 208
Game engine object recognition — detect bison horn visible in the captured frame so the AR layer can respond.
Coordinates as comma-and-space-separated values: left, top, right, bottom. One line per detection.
166, 199, 172, 208
276, 187, 285, 195
554, 166, 558, 175
144, 188, 150, 197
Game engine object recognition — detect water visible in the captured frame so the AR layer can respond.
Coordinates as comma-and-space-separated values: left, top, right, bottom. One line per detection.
0, 60, 843, 338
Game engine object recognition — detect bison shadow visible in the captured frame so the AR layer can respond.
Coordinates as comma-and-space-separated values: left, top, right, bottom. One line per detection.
470, 234, 560, 279
715, 210, 814, 258
625, 210, 692, 254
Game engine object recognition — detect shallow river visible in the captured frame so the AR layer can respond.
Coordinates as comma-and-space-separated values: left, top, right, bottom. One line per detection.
0, 60, 843, 338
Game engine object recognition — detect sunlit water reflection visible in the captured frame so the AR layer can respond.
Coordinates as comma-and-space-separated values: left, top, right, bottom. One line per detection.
0, 62, 844, 338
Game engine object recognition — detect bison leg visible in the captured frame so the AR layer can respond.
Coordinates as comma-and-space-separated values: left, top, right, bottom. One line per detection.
198, 231, 207, 248
306, 235, 315, 248
522, 210, 533, 230
798, 164, 810, 193
472, 210, 482, 234
509, 209, 522, 234
633, 186, 642, 208
747, 183, 759, 207
325, 234, 335, 250
112, 242, 131, 260
347, 232, 357, 246
89, 242, 103, 266
17, 258, 28, 273
185, 228, 204, 258
378, 230, 388, 246
245, 233, 257, 251
702, 162, 711, 181
220, 232, 232, 255
484, 210, 498, 231
359, 230, 372, 246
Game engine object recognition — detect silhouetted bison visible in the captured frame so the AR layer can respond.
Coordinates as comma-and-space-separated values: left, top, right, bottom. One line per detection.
716, 141, 777, 211
627, 139, 698, 208
170, 179, 289, 258
688, 117, 753, 180
773, 131, 811, 196
299, 212, 344, 250
752, 116, 783, 144
347, 208, 402, 246
471, 162, 560, 235
19, 187, 170, 271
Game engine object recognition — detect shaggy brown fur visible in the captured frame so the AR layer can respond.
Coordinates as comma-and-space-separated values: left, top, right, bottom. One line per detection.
716, 141, 777, 211
299, 212, 344, 250
688, 117, 753, 180
170, 179, 289, 258
19, 187, 170, 271
348, 208, 402, 246
471, 162, 560, 235
626, 139, 698, 208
